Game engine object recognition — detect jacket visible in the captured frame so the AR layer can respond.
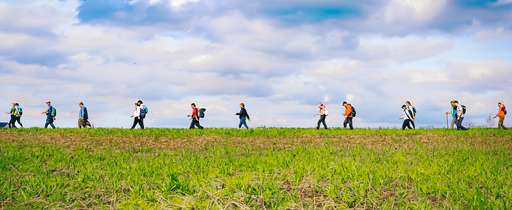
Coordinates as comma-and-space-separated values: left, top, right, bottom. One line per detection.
79, 107, 88, 120
344, 105, 353, 117
497, 105, 506, 118
237, 108, 250, 120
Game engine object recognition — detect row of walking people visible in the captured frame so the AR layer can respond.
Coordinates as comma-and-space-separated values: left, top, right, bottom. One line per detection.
4, 100, 508, 129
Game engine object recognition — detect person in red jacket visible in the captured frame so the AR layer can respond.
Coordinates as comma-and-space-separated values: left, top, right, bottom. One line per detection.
496, 102, 507, 129
188, 103, 203, 129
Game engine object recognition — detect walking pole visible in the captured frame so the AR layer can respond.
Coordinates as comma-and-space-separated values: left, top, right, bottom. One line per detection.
445, 112, 449, 129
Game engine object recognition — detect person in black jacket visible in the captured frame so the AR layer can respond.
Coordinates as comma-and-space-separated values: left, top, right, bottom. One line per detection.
236, 103, 250, 129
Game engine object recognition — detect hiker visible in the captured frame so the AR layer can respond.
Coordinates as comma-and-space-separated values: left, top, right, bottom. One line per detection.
7, 103, 17, 128
78, 102, 92, 128
15, 103, 23, 128
188, 103, 203, 129
454, 101, 468, 130
130, 101, 144, 129
42, 101, 57, 129
405, 101, 416, 129
450, 100, 458, 129
138, 100, 149, 119
236, 103, 250, 129
496, 102, 507, 129
400, 104, 415, 130
342, 101, 354, 129
316, 103, 328, 129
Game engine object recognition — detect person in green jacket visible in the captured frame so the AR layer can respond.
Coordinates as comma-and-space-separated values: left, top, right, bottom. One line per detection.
7, 103, 18, 128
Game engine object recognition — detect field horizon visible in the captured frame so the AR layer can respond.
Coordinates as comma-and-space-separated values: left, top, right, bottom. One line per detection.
1, 128, 511, 209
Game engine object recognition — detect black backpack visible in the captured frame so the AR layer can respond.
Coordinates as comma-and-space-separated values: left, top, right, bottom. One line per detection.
461, 105, 467, 115
351, 106, 357, 117
199, 108, 206, 118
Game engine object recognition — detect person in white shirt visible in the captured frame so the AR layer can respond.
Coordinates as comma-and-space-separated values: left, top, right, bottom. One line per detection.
130, 102, 144, 129
401, 104, 414, 130
316, 103, 328, 129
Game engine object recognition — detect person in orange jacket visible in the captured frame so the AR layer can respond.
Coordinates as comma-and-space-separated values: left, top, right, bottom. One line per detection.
496, 102, 507, 129
342, 101, 354, 129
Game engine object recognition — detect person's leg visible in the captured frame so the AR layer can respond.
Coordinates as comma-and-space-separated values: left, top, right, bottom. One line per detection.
348, 117, 353, 130
343, 118, 348, 128
139, 118, 144, 129
16, 117, 23, 128
48, 119, 56, 129
410, 120, 416, 129
450, 118, 456, 129
321, 115, 328, 129
190, 120, 195, 129
317, 117, 322, 129
78, 119, 82, 128
197, 120, 203, 129
402, 120, 408, 130
243, 120, 249, 129
239, 119, 243, 129
131, 118, 138, 129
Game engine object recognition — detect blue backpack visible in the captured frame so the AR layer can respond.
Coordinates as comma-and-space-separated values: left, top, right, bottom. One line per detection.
140, 106, 149, 119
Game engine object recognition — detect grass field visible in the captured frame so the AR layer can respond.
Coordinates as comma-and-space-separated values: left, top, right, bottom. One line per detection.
1, 128, 511, 209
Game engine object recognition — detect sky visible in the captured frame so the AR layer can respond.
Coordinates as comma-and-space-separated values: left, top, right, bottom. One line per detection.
1, 0, 511, 128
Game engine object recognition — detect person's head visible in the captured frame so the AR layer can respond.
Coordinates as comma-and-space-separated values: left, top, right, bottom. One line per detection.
498, 102, 502, 107
79, 102, 84, 107
406, 101, 412, 106
342, 101, 349, 107
453, 100, 459, 106
240, 103, 245, 108
46, 101, 51, 106
11, 103, 16, 107
401, 104, 407, 110
191, 103, 196, 108
319, 103, 325, 108
15, 103, 19, 106
134, 102, 139, 107
137, 100, 143, 104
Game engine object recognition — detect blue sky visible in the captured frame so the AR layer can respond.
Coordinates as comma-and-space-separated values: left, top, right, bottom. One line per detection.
1, 0, 511, 128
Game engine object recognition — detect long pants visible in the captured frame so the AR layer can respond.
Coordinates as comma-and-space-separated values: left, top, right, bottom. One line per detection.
343, 117, 353, 129
16, 116, 23, 127
8, 115, 16, 128
239, 117, 249, 129
410, 120, 416, 129
456, 117, 468, 130
45, 118, 56, 129
498, 117, 507, 129
190, 119, 203, 129
78, 119, 92, 128
402, 119, 413, 130
131, 117, 144, 129
450, 117, 457, 129
317, 115, 327, 129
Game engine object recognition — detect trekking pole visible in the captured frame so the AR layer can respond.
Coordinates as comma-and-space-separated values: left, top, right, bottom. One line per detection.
445, 112, 449, 129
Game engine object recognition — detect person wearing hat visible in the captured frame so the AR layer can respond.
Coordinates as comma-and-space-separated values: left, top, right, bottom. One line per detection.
42, 101, 57, 129
130, 101, 144, 129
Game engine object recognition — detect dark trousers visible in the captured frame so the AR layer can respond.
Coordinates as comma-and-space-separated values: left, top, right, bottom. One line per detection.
8, 115, 17, 128
317, 115, 327, 129
190, 119, 203, 129
410, 120, 416, 129
456, 117, 468, 130
131, 117, 144, 129
402, 119, 413, 130
45, 118, 56, 129
239, 117, 249, 129
343, 117, 353, 129
16, 116, 23, 127
498, 117, 507, 129
79, 119, 92, 128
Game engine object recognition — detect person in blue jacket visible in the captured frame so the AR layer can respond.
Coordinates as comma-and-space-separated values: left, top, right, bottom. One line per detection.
236, 103, 250, 129
42, 101, 57, 129
78, 101, 92, 128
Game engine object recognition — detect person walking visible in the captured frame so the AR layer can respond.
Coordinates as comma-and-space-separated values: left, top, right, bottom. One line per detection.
405, 101, 416, 129
78, 102, 92, 128
189, 103, 203, 129
316, 103, 328, 129
15, 103, 23, 128
454, 101, 468, 130
450, 100, 458, 129
496, 102, 507, 129
342, 101, 354, 129
236, 103, 250, 129
130, 101, 144, 129
42, 101, 57, 129
400, 104, 415, 130
7, 103, 17, 128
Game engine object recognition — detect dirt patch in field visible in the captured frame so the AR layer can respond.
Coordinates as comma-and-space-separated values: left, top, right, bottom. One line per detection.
0, 131, 511, 151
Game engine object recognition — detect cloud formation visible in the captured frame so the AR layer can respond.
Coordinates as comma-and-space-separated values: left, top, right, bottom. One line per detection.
1, 0, 511, 128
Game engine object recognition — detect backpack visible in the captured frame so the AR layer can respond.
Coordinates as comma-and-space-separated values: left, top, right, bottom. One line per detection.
199, 108, 206, 118
51, 107, 57, 117
17, 107, 23, 116
140, 106, 148, 119
461, 105, 467, 115
351, 106, 357, 117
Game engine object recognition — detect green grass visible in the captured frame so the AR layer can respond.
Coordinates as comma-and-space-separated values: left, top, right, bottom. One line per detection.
1, 128, 511, 209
